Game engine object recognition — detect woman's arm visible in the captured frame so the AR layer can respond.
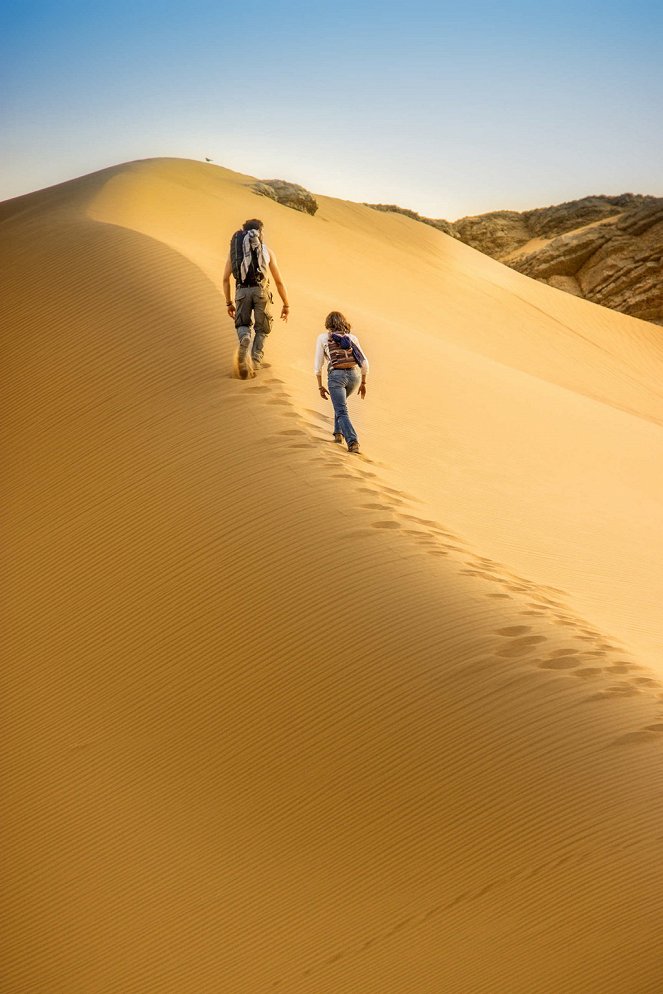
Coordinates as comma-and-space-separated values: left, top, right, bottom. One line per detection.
352, 336, 368, 397
314, 335, 329, 399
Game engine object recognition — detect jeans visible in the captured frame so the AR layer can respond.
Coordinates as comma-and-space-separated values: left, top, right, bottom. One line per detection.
328, 368, 360, 445
234, 283, 273, 363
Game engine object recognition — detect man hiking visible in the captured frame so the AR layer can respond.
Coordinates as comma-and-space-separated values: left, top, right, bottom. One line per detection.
222, 219, 290, 378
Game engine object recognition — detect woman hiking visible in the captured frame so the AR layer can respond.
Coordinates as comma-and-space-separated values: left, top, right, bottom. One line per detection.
314, 311, 369, 454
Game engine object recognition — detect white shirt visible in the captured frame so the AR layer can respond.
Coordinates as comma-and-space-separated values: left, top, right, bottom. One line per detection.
313, 333, 369, 375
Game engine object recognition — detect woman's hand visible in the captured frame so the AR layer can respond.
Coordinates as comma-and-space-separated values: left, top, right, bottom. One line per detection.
358, 382, 367, 399
319, 385, 329, 400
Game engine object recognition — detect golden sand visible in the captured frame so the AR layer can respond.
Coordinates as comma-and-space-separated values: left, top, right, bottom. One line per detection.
3, 158, 663, 993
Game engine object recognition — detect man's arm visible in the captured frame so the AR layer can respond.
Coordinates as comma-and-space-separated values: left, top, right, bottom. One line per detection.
268, 252, 290, 322
222, 256, 235, 318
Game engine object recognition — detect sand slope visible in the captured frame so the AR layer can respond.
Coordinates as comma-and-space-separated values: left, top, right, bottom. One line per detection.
3, 158, 663, 993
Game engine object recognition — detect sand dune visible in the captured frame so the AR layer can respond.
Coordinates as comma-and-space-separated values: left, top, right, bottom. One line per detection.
3, 158, 663, 993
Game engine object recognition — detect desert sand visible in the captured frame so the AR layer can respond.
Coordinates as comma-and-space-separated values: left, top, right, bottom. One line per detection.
3, 157, 663, 993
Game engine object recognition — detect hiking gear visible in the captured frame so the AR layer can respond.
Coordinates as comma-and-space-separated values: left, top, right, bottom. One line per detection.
230, 229, 270, 286
348, 442, 360, 453
334, 433, 343, 444
314, 332, 369, 376
327, 332, 366, 370
327, 333, 358, 370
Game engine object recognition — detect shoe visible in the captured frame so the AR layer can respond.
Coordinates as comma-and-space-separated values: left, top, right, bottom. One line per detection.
333, 433, 343, 444
348, 441, 360, 454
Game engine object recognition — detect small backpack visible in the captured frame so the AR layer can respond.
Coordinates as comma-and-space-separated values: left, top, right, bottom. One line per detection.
327, 333, 358, 369
229, 229, 261, 286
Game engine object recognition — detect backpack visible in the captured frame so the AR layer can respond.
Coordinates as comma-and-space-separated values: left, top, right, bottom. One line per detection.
230, 229, 262, 286
327, 333, 359, 369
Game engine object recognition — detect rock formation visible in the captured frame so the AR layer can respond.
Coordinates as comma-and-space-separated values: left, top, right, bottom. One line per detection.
253, 179, 318, 215
507, 199, 663, 324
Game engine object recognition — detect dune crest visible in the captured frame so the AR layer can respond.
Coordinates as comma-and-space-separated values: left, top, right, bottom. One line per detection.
3, 158, 663, 993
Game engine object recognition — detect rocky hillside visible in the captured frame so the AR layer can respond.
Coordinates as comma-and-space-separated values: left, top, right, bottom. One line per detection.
368, 195, 663, 326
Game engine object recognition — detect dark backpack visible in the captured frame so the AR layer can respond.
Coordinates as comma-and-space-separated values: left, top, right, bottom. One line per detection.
230, 229, 262, 286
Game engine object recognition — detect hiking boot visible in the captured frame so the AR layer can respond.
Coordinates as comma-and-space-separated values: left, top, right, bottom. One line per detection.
348, 441, 360, 454
333, 433, 344, 444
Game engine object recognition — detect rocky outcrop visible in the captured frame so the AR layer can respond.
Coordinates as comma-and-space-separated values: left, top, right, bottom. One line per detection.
364, 203, 459, 239
509, 200, 663, 324
453, 211, 531, 257
522, 194, 652, 239
253, 179, 318, 215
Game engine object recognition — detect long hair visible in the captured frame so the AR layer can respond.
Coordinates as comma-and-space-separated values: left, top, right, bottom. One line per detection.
325, 311, 352, 335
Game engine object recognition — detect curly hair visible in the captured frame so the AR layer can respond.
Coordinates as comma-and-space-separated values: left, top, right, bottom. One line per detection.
325, 311, 352, 335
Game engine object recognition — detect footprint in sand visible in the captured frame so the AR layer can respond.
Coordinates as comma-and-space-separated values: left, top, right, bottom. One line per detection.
497, 635, 548, 657
497, 626, 532, 636
371, 520, 401, 530
588, 684, 642, 700
539, 658, 580, 670
304, 408, 329, 421
611, 730, 660, 746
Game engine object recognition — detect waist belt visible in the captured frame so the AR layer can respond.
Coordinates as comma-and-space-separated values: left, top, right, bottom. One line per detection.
237, 274, 265, 288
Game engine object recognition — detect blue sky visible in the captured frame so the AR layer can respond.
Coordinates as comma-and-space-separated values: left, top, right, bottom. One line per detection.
2, 0, 662, 217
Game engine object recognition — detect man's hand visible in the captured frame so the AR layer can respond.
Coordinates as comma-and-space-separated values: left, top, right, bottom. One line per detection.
358, 382, 367, 399
319, 385, 329, 400
226, 302, 236, 319
281, 305, 290, 322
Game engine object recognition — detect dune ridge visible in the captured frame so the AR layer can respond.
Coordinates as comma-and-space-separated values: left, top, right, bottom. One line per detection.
3, 158, 663, 993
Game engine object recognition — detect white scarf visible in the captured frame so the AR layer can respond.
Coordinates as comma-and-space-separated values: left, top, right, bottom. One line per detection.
241, 229, 270, 282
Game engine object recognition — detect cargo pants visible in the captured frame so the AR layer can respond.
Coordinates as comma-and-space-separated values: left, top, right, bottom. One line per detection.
234, 282, 274, 364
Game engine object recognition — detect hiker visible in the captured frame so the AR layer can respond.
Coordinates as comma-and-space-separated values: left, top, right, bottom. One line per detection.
222, 219, 290, 376
314, 311, 369, 454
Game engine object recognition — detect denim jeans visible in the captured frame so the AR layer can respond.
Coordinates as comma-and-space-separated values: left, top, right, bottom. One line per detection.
328, 368, 360, 445
234, 283, 273, 363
